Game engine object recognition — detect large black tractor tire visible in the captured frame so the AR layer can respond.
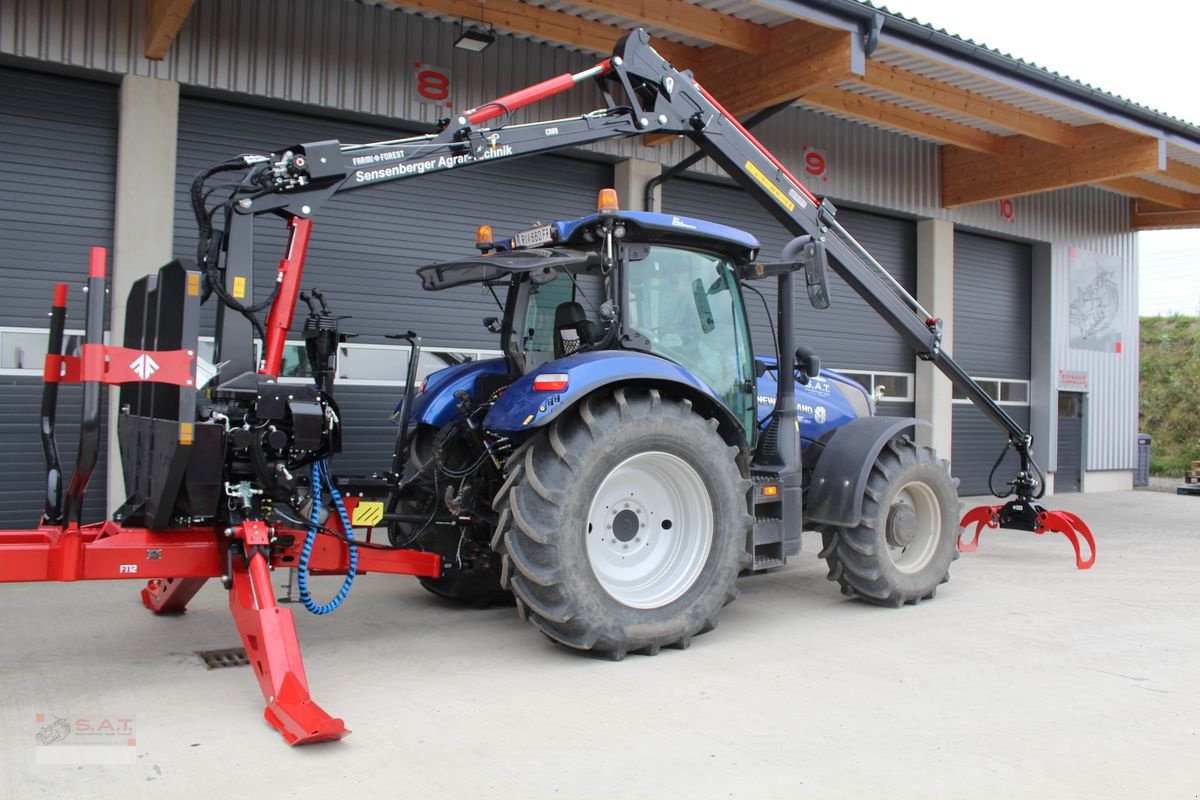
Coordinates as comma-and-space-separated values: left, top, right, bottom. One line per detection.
819, 436, 959, 607
492, 388, 752, 659
391, 424, 513, 609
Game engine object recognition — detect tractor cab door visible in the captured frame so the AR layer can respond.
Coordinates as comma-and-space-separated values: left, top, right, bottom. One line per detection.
507, 263, 611, 373
622, 245, 756, 441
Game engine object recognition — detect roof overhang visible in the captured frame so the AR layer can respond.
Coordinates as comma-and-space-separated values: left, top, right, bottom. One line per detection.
141, 0, 1200, 227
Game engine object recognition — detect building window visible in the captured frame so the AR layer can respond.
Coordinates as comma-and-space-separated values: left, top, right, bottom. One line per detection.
953, 377, 1030, 405
0, 327, 501, 389
837, 370, 913, 403
0, 327, 90, 375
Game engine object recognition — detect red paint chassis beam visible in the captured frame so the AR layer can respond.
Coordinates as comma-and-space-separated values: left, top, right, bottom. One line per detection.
0, 521, 441, 583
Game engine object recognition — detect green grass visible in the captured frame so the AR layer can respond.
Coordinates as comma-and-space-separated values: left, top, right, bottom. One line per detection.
1140, 315, 1200, 476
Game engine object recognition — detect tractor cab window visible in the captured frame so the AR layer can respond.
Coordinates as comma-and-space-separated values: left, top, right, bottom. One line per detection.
624, 246, 755, 437
518, 269, 607, 370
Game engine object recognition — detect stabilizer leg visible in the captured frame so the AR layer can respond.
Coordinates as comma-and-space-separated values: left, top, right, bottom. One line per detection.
141, 577, 208, 613
228, 547, 349, 745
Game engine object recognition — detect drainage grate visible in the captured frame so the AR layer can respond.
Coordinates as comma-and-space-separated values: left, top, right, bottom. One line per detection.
196, 647, 250, 669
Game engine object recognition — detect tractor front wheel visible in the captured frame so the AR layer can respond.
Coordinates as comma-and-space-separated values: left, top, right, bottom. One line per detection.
492, 388, 752, 659
819, 437, 958, 606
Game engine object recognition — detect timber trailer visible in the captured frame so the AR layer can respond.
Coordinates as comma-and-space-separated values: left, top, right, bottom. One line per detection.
0, 30, 1094, 745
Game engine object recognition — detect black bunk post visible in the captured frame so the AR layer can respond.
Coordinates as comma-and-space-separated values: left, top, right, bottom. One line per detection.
40, 282, 69, 526
63, 247, 108, 526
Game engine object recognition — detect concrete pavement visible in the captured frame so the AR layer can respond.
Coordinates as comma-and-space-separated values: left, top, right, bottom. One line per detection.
0, 488, 1196, 798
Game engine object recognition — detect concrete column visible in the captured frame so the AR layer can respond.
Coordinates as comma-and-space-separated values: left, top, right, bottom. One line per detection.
107, 75, 180, 513
613, 157, 663, 212
914, 218, 954, 457
1029, 242, 1055, 492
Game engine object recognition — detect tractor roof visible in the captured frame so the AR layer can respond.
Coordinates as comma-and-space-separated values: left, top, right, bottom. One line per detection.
416, 211, 760, 291
554, 211, 759, 261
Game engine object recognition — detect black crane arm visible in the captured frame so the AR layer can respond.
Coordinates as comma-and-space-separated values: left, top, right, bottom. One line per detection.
203, 28, 1041, 500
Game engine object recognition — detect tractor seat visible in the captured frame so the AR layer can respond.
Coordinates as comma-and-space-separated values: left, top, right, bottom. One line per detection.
554, 301, 602, 359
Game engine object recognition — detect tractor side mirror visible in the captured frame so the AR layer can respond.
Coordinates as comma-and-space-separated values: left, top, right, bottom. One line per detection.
803, 240, 830, 310
795, 346, 820, 385
779, 235, 831, 309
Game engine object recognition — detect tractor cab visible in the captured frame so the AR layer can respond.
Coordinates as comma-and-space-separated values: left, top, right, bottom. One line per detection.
414, 192, 763, 439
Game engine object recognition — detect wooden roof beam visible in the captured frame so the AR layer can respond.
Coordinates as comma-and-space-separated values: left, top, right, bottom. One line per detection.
144, 0, 195, 60
384, 0, 700, 64
1131, 199, 1200, 230
802, 88, 1006, 155
941, 125, 1165, 207
698, 23, 858, 119
850, 63, 1079, 148
1162, 159, 1200, 190
1097, 177, 1200, 209
562, 0, 769, 54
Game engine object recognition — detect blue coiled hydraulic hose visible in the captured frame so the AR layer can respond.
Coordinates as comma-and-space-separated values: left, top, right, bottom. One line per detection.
297, 459, 358, 614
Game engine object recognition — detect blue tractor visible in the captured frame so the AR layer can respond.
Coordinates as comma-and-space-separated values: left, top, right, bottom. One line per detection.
389, 197, 959, 658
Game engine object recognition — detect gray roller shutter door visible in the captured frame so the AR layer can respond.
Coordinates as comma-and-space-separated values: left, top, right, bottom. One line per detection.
0, 68, 116, 526
662, 177, 917, 417
950, 232, 1032, 496
175, 96, 610, 474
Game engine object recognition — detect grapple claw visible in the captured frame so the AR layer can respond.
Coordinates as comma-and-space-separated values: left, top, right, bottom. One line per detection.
1035, 510, 1096, 570
956, 499, 1096, 569
957, 505, 1000, 553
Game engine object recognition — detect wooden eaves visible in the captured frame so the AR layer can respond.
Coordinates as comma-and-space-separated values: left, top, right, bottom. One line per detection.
142, 0, 1200, 225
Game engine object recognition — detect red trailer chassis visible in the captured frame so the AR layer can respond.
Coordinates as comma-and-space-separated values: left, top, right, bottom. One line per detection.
0, 245, 440, 745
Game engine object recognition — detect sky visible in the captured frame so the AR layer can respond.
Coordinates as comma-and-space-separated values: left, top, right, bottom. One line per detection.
877, 0, 1200, 316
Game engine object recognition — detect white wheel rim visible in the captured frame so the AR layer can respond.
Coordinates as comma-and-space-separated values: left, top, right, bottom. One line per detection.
885, 480, 941, 573
585, 451, 713, 609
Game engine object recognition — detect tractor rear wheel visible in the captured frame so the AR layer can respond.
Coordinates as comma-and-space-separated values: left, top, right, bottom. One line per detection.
492, 388, 752, 659
819, 436, 958, 607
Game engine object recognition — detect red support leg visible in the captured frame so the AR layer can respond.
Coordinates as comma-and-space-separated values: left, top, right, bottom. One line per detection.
228, 547, 349, 745
141, 577, 209, 613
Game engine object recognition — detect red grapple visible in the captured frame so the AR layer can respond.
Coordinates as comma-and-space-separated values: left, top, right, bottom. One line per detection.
959, 500, 1096, 570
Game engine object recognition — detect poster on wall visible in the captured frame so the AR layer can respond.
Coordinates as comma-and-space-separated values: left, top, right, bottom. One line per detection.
1068, 246, 1123, 353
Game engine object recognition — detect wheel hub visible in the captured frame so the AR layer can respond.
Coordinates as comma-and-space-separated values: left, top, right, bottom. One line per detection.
886, 504, 918, 548
612, 508, 641, 543
585, 451, 713, 609
884, 481, 942, 574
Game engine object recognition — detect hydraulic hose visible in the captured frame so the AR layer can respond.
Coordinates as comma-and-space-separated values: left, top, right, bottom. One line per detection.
297, 459, 358, 614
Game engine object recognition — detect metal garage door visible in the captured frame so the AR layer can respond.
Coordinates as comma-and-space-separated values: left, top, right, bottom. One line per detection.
0, 68, 116, 526
950, 231, 1032, 496
174, 96, 610, 475
662, 177, 917, 417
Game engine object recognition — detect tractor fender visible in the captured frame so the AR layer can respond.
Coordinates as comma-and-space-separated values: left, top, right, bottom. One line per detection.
484, 350, 744, 445
804, 416, 931, 528
406, 358, 509, 430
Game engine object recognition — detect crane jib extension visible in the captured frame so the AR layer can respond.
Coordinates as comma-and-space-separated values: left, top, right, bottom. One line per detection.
0, 28, 1096, 747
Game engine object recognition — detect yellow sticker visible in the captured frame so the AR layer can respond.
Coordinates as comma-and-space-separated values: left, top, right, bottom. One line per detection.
232, 276, 247, 299
351, 501, 384, 527
745, 160, 795, 212
179, 422, 194, 445
186, 272, 201, 296
522, 414, 535, 426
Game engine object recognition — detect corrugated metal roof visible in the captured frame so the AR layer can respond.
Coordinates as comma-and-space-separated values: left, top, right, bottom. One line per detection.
870, 46, 1098, 128
831, 78, 1014, 137
855, 0, 1195, 128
